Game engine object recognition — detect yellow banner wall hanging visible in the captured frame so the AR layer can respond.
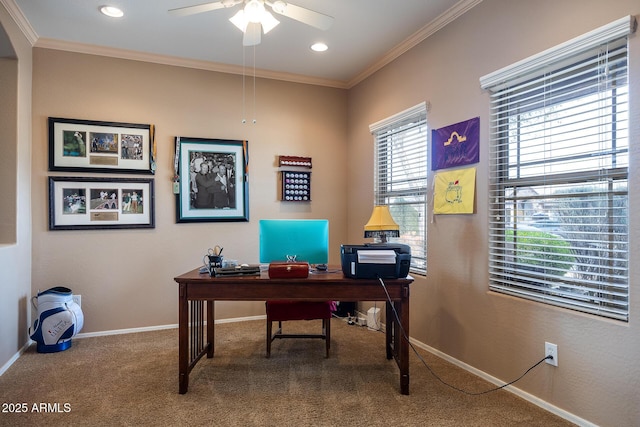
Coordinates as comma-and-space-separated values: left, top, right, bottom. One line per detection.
433, 167, 476, 214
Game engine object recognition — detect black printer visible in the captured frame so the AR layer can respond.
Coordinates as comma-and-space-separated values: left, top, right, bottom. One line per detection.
341, 243, 411, 279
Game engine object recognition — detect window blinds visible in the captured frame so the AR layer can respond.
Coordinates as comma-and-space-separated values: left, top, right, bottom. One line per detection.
481, 17, 635, 321
370, 103, 428, 274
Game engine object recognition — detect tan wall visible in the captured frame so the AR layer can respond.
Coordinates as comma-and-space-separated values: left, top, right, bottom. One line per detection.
347, 1, 639, 426
0, 58, 17, 243
0, 2, 32, 369
31, 49, 347, 332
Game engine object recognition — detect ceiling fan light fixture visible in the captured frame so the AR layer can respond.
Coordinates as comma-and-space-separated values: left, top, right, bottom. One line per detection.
230, 3, 279, 35
261, 11, 280, 34
229, 10, 248, 32
244, 0, 266, 23
271, 1, 287, 14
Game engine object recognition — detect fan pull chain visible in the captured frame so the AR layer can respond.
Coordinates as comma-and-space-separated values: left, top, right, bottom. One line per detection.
241, 46, 246, 124
241, 45, 257, 124
252, 45, 256, 124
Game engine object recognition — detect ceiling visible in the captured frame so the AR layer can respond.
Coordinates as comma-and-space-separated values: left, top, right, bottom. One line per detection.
5, 0, 480, 88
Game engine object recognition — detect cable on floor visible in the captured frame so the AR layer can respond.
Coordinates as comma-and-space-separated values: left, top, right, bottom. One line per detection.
377, 276, 553, 396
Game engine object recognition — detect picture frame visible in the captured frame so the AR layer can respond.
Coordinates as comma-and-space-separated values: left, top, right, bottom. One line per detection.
48, 117, 156, 174
175, 137, 249, 223
48, 176, 155, 230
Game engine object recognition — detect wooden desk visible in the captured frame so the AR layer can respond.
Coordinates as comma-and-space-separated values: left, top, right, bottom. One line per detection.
174, 267, 413, 395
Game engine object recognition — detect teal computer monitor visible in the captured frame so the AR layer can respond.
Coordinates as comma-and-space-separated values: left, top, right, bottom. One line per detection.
259, 219, 329, 265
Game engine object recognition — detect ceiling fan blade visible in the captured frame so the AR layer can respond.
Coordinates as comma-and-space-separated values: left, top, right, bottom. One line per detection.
243, 22, 262, 46
168, 1, 227, 17
270, 2, 334, 30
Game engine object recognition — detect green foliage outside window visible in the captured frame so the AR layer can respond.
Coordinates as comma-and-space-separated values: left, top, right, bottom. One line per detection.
505, 229, 575, 276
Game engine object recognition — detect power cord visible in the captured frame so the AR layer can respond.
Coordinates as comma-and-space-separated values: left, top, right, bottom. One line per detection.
332, 311, 367, 327
376, 276, 554, 396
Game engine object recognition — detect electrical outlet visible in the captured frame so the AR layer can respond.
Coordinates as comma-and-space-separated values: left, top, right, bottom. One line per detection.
545, 342, 558, 366
72, 294, 81, 308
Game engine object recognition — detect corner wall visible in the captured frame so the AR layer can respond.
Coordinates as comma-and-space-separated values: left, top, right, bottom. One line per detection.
0, 1, 32, 372
347, 1, 639, 425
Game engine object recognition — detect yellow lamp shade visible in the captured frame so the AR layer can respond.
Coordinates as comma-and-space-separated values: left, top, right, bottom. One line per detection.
364, 206, 399, 241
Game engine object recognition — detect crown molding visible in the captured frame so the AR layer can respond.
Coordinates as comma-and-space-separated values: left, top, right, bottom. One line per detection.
347, 0, 483, 88
0, 0, 38, 45
33, 38, 349, 89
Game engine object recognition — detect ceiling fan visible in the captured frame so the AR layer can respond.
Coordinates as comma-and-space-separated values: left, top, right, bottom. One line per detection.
168, 0, 334, 46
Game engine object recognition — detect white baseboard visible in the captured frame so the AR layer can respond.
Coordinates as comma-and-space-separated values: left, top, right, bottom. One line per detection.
74, 315, 267, 339
408, 337, 596, 427
0, 315, 267, 376
0, 340, 31, 377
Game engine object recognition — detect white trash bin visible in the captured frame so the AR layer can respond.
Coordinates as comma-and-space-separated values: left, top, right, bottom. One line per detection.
30, 286, 84, 353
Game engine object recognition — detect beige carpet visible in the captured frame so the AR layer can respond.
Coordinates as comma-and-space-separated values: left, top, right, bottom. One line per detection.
0, 319, 574, 426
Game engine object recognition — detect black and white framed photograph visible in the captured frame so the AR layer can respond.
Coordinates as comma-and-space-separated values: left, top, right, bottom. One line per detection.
48, 176, 155, 230
48, 117, 156, 174
175, 137, 249, 222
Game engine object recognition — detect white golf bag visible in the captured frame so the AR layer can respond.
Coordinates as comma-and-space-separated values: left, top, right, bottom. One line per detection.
30, 286, 84, 353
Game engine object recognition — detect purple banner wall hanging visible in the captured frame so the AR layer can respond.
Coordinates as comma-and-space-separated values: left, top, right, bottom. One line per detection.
431, 117, 480, 171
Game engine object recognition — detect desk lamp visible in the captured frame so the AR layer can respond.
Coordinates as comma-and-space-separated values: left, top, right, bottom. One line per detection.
364, 206, 399, 244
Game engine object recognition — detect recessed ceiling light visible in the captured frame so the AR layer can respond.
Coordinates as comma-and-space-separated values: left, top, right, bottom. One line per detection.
310, 42, 328, 52
100, 6, 124, 18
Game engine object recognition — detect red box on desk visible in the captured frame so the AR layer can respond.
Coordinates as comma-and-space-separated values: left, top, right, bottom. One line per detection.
268, 262, 309, 279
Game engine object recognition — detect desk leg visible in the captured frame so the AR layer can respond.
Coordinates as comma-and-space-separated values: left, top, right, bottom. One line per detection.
207, 300, 214, 358
385, 293, 410, 395
399, 284, 410, 395
385, 302, 393, 360
178, 284, 189, 394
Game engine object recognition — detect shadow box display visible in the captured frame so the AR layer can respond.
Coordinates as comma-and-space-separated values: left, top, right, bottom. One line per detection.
49, 176, 155, 230
280, 171, 311, 201
175, 137, 249, 223
48, 117, 155, 174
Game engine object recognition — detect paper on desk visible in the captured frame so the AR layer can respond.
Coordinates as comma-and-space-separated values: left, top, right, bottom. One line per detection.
357, 250, 397, 264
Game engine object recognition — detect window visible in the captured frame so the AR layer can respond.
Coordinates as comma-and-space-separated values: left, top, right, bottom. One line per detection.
480, 16, 635, 321
369, 102, 428, 274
